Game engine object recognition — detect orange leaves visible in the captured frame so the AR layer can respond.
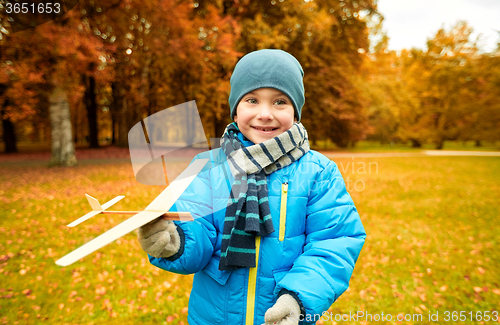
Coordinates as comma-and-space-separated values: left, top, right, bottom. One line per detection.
0, 253, 14, 262
166, 313, 180, 323
102, 298, 112, 310
97, 271, 107, 282
82, 302, 94, 311
95, 285, 106, 296
473, 286, 483, 293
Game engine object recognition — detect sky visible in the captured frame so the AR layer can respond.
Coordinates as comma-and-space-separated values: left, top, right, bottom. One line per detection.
376, 0, 500, 52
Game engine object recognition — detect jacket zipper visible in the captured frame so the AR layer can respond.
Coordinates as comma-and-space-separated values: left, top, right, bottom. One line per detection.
245, 235, 261, 325
279, 182, 289, 241
245, 181, 287, 324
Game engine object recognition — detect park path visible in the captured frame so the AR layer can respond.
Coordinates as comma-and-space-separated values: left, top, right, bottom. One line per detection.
324, 150, 500, 158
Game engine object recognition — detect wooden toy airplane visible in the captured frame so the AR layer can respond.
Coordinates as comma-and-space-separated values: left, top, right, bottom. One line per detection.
55, 158, 208, 267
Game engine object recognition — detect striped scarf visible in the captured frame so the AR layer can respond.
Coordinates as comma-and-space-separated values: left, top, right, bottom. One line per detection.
219, 122, 310, 270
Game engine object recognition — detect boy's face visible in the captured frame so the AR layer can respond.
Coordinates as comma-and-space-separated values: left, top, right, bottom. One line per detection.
234, 88, 296, 144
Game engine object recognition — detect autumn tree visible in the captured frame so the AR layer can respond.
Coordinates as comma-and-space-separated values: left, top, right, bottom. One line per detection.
394, 22, 482, 149
0, 51, 41, 152
200, 0, 379, 146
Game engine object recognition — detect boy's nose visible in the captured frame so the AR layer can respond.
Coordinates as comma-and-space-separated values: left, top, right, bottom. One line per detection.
257, 104, 274, 120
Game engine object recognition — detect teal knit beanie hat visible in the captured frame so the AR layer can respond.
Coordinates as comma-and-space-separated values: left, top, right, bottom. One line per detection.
229, 49, 305, 121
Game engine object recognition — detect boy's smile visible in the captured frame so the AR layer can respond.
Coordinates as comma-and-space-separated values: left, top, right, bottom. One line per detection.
234, 88, 296, 144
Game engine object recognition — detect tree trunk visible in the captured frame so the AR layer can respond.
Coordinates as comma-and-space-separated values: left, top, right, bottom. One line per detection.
410, 139, 422, 148
475, 140, 482, 147
141, 53, 151, 116
115, 65, 130, 147
214, 113, 227, 139
333, 138, 349, 148
2, 115, 18, 153
117, 93, 129, 147
111, 82, 118, 145
49, 86, 77, 166
84, 74, 99, 148
1, 98, 18, 153
73, 101, 78, 144
435, 139, 444, 150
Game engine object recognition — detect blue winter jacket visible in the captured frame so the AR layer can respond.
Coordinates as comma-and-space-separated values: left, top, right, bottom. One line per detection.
148, 144, 366, 325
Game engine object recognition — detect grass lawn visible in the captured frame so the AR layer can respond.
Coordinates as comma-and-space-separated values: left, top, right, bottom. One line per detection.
310, 140, 500, 153
0, 155, 499, 324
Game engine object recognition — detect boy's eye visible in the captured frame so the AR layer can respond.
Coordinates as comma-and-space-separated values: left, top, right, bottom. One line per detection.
274, 99, 286, 105
247, 98, 258, 104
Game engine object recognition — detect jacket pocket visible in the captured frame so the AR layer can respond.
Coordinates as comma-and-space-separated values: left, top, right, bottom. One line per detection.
202, 257, 232, 285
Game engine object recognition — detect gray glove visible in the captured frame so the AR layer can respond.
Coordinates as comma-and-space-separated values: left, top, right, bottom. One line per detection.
264, 294, 301, 325
137, 218, 181, 258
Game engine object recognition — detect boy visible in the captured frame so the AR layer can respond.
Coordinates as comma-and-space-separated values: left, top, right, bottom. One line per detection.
138, 49, 366, 325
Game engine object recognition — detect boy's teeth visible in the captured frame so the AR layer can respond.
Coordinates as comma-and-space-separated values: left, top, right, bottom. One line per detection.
255, 127, 275, 131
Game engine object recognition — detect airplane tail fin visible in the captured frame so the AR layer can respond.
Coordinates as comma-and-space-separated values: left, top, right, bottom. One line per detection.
86, 194, 103, 211
67, 195, 126, 227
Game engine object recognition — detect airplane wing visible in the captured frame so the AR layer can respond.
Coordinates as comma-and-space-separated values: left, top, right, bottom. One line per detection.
55, 158, 208, 267
67, 210, 102, 228
101, 195, 126, 210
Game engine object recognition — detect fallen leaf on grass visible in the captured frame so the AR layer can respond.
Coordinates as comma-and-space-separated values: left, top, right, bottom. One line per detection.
95, 287, 106, 295
102, 298, 112, 310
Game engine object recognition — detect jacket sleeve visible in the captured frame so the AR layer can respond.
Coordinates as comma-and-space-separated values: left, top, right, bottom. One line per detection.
148, 156, 217, 274
274, 160, 366, 321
